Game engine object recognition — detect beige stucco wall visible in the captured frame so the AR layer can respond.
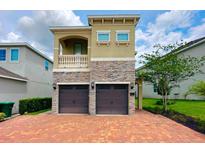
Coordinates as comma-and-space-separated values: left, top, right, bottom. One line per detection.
141, 42, 205, 100
53, 29, 91, 69
91, 25, 135, 58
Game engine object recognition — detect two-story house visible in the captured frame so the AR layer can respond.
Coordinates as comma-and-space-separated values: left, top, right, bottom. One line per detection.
50, 15, 140, 115
0, 42, 53, 113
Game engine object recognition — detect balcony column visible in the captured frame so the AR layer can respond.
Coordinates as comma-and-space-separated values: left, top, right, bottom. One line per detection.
54, 37, 60, 69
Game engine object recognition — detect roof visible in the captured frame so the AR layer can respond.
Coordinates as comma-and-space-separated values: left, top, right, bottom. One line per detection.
0, 66, 28, 82
88, 14, 140, 26
136, 36, 205, 71
175, 36, 205, 55
87, 14, 140, 18
0, 42, 53, 63
49, 26, 91, 33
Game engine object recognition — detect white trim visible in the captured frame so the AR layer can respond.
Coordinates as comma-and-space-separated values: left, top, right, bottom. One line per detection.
116, 30, 130, 42
0, 48, 7, 62
95, 82, 130, 84
97, 30, 111, 42
53, 68, 90, 72
50, 26, 91, 31
88, 15, 140, 18
10, 48, 20, 63
0, 75, 27, 82
91, 57, 135, 61
57, 82, 90, 85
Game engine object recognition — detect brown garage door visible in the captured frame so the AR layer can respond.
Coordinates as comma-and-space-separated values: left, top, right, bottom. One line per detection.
59, 85, 89, 113
96, 84, 128, 114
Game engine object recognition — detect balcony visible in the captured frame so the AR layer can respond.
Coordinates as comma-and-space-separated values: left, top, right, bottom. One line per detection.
58, 55, 88, 68
57, 37, 89, 69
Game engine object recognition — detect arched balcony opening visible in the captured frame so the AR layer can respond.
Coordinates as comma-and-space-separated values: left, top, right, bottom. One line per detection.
58, 36, 88, 68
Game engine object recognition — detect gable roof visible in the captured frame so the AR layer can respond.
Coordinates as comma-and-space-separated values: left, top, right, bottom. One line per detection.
0, 42, 53, 63
136, 36, 205, 71
0, 66, 28, 82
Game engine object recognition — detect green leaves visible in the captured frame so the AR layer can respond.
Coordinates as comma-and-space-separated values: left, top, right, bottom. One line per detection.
136, 42, 205, 111
186, 80, 205, 97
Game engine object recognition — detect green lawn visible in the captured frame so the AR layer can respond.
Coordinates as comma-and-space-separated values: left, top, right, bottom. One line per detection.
25, 109, 51, 115
136, 98, 205, 121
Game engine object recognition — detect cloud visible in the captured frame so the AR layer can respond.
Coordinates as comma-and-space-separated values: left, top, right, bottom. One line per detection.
17, 10, 83, 56
0, 11, 83, 59
0, 22, 3, 34
135, 10, 196, 68
186, 21, 205, 41
1, 32, 22, 42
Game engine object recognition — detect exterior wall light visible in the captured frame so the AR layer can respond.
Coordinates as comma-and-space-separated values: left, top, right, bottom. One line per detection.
53, 83, 56, 90
91, 81, 95, 90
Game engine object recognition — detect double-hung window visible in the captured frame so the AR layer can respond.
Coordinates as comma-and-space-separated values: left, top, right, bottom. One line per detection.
97, 31, 110, 42
10, 48, 19, 62
44, 60, 49, 71
0, 49, 6, 61
116, 30, 129, 42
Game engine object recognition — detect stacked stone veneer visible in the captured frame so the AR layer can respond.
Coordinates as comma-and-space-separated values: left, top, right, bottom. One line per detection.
52, 72, 90, 113
52, 60, 135, 115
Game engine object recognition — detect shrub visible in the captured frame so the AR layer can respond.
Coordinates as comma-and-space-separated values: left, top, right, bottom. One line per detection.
0, 112, 6, 121
19, 97, 51, 115
155, 99, 175, 105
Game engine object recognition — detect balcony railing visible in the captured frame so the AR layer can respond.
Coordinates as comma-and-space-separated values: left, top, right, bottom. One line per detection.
58, 55, 88, 68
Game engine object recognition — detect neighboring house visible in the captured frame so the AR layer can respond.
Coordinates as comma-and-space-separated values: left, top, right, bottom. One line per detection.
136, 37, 205, 100
50, 15, 140, 115
0, 42, 53, 113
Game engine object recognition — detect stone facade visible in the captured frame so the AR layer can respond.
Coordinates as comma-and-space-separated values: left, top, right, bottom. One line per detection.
90, 60, 136, 115
53, 60, 136, 115
52, 71, 90, 113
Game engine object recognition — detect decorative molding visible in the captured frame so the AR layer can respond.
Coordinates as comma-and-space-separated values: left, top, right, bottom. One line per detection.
53, 68, 90, 72
95, 81, 130, 84
57, 82, 90, 85
91, 57, 135, 61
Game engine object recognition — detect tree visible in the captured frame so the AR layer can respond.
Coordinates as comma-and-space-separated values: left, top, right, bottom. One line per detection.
185, 80, 205, 98
136, 43, 205, 111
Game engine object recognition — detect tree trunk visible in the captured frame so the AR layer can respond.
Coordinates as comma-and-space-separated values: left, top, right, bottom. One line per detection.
164, 92, 168, 112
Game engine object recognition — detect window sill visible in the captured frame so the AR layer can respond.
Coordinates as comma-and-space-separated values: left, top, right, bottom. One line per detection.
115, 41, 130, 46
96, 41, 110, 46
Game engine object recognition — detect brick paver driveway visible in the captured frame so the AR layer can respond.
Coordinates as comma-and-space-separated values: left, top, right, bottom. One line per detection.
0, 110, 204, 143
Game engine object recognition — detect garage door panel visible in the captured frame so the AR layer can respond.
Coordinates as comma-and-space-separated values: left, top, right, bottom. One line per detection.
59, 85, 89, 114
96, 84, 128, 115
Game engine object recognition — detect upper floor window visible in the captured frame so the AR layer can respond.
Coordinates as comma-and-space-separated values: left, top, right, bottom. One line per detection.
116, 30, 129, 42
10, 48, 19, 62
0, 49, 6, 61
97, 31, 110, 42
44, 60, 49, 71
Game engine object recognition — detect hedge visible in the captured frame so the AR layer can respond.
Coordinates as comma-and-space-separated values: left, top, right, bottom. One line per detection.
144, 106, 205, 134
0, 112, 6, 121
19, 97, 52, 115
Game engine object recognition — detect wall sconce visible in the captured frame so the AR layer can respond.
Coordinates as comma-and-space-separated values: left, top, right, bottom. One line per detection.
53, 83, 56, 90
91, 81, 95, 90
130, 82, 135, 90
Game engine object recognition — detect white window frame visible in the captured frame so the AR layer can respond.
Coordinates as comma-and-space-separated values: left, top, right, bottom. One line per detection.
97, 30, 111, 42
116, 30, 130, 42
10, 48, 20, 63
0, 48, 7, 62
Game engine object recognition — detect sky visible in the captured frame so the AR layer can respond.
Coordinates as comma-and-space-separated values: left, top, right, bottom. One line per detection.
0, 10, 205, 67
